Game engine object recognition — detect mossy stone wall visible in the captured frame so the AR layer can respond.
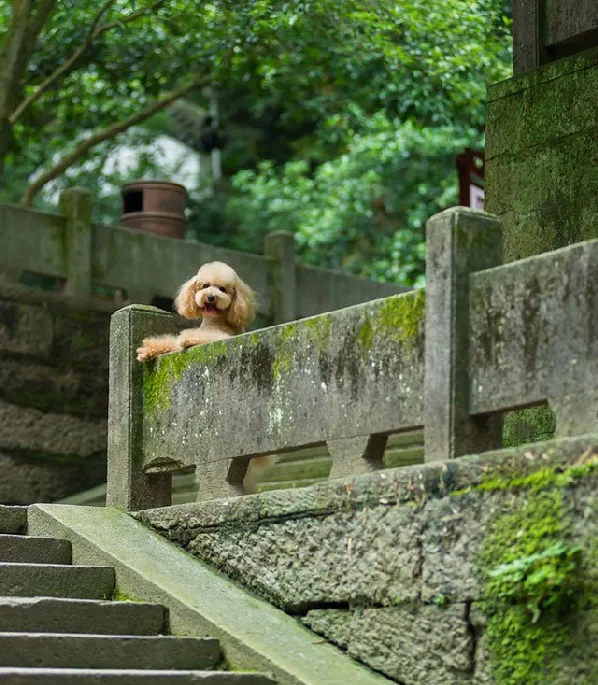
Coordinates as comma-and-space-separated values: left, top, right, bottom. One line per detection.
485, 46, 598, 264
138, 435, 598, 685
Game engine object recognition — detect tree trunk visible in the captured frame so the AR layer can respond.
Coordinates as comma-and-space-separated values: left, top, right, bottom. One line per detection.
0, 0, 56, 184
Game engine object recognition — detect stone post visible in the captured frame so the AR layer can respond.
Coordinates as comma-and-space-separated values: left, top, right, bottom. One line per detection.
264, 231, 297, 324
106, 305, 175, 510
59, 188, 92, 298
424, 208, 503, 463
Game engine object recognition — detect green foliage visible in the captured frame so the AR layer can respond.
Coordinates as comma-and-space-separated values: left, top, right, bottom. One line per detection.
481, 488, 581, 685
487, 542, 582, 624
188, 0, 512, 285
1, 0, 512, 285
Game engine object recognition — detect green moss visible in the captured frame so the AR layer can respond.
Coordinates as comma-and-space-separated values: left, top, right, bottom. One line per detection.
480, 487, 582, 684
303, 315, 331, 349
356, 313, 373, 356
353, 290, 426, 354
271, 316, 331, 382
452, 456, 598, 499
143, 341, 228, 415
113, 590, 141, 602
375, 289, 426, 351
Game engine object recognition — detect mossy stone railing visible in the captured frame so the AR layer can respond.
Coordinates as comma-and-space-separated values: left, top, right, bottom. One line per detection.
106, 207, 598, 509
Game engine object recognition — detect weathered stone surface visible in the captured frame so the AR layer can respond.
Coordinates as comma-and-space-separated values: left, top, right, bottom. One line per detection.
0, 505, 27, 534
137, 436, 598, 684
0, 633, 221, 670
0, 400, 107, 456
140, 291, 425, 479
512, 0, 598, 73
0, 669, 277, 684
469, 239, 598, 438
0, 300, 53, 356
0, 205, 66, 283
187, 505, 423, 611
0, 450, 106, 505
295, 264, 408, 319
0, 534, 71, 564
486, 47, 598, 262
303, 604, 473, 685
424, 208, 502, 463
0, 562, 114, 599
0, 597, 167, 635
0, 357, 108, 417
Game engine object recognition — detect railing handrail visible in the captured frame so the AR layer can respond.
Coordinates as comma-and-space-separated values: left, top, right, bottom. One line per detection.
0, 190, 409, 326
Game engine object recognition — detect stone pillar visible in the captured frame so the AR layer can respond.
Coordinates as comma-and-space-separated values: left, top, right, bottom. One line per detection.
264, 231, 296, 324
487, 2, 598, 263
424, 208, 503, 463
59, 188, 92, 298
106, 305, 175, 510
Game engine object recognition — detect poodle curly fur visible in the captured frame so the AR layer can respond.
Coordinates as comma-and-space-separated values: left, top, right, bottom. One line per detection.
136, 261, 257, 362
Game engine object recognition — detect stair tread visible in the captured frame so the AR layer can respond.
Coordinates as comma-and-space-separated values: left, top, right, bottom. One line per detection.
0, 633, 221, 670
0, 668, 275, 683
0, 597, 166, 635
0, 562, 115, 599
0, 535, 71, 564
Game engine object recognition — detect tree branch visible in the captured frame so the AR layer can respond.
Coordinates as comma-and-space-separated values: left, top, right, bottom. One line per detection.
10, 0, 167, 124
19, 73, 207, 206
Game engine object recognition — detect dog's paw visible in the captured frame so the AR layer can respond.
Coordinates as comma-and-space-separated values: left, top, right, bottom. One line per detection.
178, 338, 198, 350
136, 346, 155, 362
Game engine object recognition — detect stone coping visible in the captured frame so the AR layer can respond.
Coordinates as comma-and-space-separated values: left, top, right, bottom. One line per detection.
488, 44, 598, 102
135, 434, 598, 530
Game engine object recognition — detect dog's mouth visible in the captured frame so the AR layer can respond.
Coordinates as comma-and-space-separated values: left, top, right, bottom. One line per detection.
201, 303, 221, 314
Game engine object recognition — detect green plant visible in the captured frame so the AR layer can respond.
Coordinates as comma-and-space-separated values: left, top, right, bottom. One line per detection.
487, 541, 582, 623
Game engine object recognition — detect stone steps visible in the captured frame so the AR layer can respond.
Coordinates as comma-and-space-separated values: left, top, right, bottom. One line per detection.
0, 535, 71, 564
0, 506, 27, 534
0, 562, 115, 599
0, 510, 276, 684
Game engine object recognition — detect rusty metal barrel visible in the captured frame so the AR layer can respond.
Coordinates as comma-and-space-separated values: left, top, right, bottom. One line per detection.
120, 180, 187, 239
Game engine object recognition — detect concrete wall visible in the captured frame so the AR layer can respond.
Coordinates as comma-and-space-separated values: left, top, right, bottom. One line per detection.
137, 434, 598, 685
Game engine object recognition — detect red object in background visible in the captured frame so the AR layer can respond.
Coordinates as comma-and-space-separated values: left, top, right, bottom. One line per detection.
456, 149, 485, 209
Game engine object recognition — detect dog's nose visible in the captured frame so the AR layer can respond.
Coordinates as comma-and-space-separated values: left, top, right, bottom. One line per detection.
207, 295, 215, 303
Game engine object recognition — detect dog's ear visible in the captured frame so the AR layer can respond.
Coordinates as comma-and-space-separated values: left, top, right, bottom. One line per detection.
174, 276, 202, 319
228, 275, 256, 331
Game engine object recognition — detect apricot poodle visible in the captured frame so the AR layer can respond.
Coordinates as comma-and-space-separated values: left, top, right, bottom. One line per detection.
136, 261, 256, 362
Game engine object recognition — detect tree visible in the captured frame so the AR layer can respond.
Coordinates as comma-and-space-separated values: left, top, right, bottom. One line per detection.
189, 0, 513, 285
1, 0, 434, 205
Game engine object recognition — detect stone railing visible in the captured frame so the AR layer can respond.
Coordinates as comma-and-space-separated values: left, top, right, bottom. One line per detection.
0, 189, 407, 326
106, 207, 598, 509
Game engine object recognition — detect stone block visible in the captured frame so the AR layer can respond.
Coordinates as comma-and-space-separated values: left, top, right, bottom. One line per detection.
303, 604, 473, 685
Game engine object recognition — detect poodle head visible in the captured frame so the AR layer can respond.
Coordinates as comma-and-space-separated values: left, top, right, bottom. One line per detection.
174, 262, 256, 331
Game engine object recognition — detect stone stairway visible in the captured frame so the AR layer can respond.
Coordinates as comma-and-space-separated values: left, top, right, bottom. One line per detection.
0, 506, 275, 684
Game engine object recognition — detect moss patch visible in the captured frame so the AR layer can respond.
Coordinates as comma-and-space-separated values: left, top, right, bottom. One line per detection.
143, 341, 229, 415
355, 290, 426, 354
478, 458, 596, 685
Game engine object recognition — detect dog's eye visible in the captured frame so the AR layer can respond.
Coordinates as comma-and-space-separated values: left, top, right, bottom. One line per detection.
218, 286, 227, 293
200, 283, 209, 289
